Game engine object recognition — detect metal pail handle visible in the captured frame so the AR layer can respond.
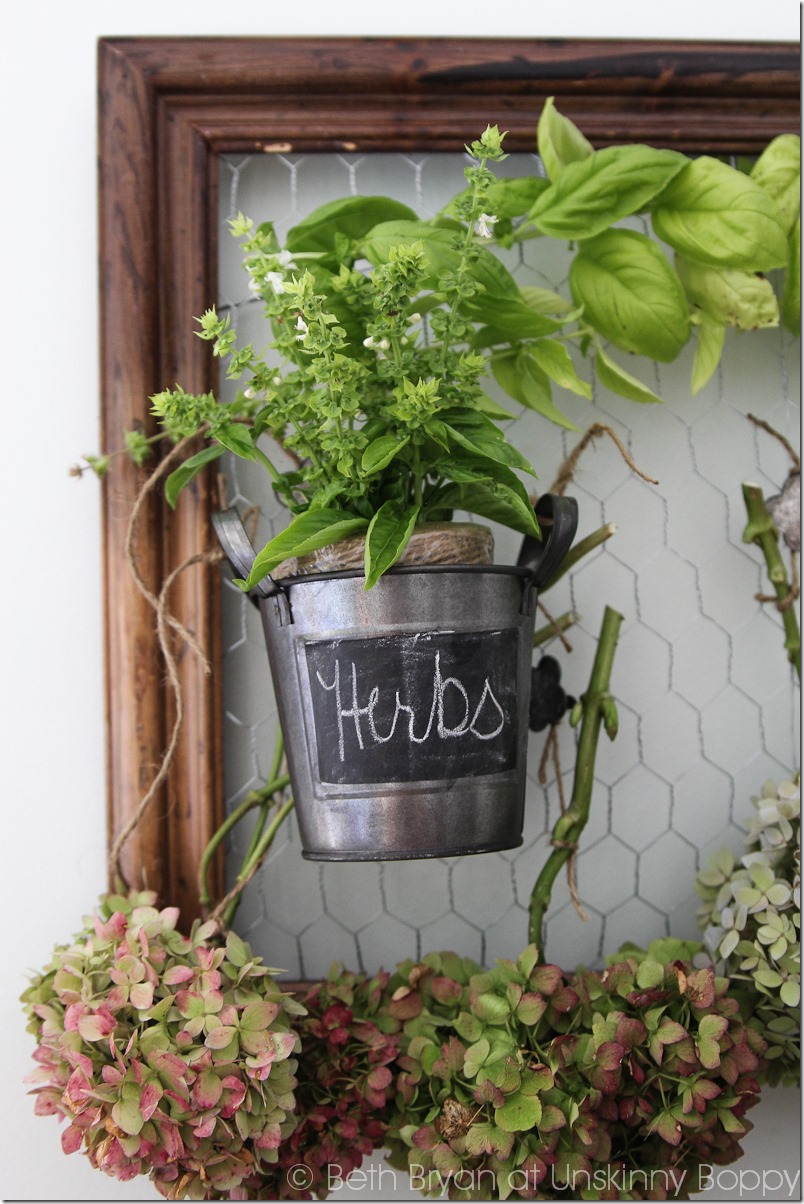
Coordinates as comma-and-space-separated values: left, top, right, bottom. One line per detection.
516, 494, 578, 589
211, 508, 276, 600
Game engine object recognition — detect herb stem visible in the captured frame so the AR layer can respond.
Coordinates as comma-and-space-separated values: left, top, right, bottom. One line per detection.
742, 482, 800, 678
528, 606, 623, 955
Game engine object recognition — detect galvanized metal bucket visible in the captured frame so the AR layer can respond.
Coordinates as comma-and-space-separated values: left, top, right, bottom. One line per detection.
213, 495, 577, 861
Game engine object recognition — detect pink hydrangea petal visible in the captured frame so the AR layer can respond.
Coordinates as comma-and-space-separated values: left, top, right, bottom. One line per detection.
61, 1124, 84, 1155
163, 965, 194, 986
130, 982, 155, 1010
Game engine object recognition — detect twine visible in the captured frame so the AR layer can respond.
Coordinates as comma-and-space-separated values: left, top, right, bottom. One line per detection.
747, 412, 801, 472
536, 599, 573, 653
124, 434, 213, 670
548, 422, 658, 497
108, 545, 224, 887
207, 857, 266, 934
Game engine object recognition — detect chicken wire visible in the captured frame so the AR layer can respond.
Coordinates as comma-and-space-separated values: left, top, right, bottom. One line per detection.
215, 150, 800, 981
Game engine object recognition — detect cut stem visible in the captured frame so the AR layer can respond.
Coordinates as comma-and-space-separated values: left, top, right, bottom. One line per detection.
528, 605, 623, 956
198, 770, 290, 908
742, 482, 800, 679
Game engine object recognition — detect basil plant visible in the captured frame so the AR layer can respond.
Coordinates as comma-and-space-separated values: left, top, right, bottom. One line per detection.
147, 102, 798, 589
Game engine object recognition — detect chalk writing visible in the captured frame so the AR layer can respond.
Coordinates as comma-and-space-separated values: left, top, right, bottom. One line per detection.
304, 628, 520, 785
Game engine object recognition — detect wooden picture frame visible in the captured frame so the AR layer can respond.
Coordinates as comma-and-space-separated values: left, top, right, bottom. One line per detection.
97, 36, 799, 923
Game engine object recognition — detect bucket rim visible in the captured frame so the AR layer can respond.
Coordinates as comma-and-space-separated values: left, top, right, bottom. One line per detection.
270, 561, 535, 593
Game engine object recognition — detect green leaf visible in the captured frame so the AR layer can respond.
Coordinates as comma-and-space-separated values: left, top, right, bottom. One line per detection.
240, 510, 369, 589
530, 144, 687, 240
594, 345, 663, 405
782, 217, 800, 335
361, 434, 410, 475
474, 392, 515, 419
651, 156, 789, 271
443, 421, 536, 476
676, 255, 779, 330
165, 445, 226, 508
362, 220, 520, 299
446, 176, 550, 221
495, 1090, 543, 1132
530, 339, 592, 398
469, 298, 571, 346
491, 351, 579, 430
438, 478, 539, 539
570, 229, 690, 361
286, 196, 418, 256
537, 96, 594, 182
519, 286, 576, 316
214, 422, 257, 460
750, 134, 800, 236
364, 500, 420, 590
691, 313, 726, 395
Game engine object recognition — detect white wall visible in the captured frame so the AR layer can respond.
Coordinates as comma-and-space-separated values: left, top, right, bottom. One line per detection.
2, 3, 799, 1200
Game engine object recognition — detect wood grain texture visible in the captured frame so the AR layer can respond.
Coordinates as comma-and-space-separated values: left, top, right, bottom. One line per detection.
97, 36, 799, 921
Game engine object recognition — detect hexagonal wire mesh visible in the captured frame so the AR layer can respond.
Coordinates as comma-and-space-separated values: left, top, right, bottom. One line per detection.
215, 150, 800, 980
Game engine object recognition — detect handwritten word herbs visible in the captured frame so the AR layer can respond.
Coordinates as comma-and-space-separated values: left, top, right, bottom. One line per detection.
304, 630, 521, 785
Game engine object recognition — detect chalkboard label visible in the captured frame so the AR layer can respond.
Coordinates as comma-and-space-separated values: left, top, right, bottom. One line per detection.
304, 628, 520, 785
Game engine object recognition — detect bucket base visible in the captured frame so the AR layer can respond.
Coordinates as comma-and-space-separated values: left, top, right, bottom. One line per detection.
301, 836, 524, 862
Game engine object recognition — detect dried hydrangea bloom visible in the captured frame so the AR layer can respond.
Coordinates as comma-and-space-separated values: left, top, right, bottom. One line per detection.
21, 891, 303, 1200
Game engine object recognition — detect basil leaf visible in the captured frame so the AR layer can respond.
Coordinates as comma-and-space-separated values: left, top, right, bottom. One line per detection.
443, 422, 536, 476
691, 313, 726, 396
361, 434, 410, 475
445, 176, 550, 220
491, 351, 579, 431
364, 500, 420, 589
595, 345, 663, 405
469, 297, 570, 347
454, 481, 540, 538
529, 144, 687, 240
240, 510, 369, 589
651, 156, 788, 271
570, 229, 690, 361
519, 286, 576, 317
165, 445, 226, 509
286, 196, 418, 255
782, 216, 800, 336
215, 422, 257, 460
474, 392, 515, 419
675, 255, 779, 331
530, 339, 592, 398
537, 96, 594, 182
750, 134, 800, 236
362, 220, 520, 299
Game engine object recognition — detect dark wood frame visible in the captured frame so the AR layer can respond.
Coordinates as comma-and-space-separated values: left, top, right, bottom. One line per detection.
98, 36, 799, 922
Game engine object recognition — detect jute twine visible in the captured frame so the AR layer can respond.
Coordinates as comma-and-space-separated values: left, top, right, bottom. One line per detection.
107, 440, 224, 888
